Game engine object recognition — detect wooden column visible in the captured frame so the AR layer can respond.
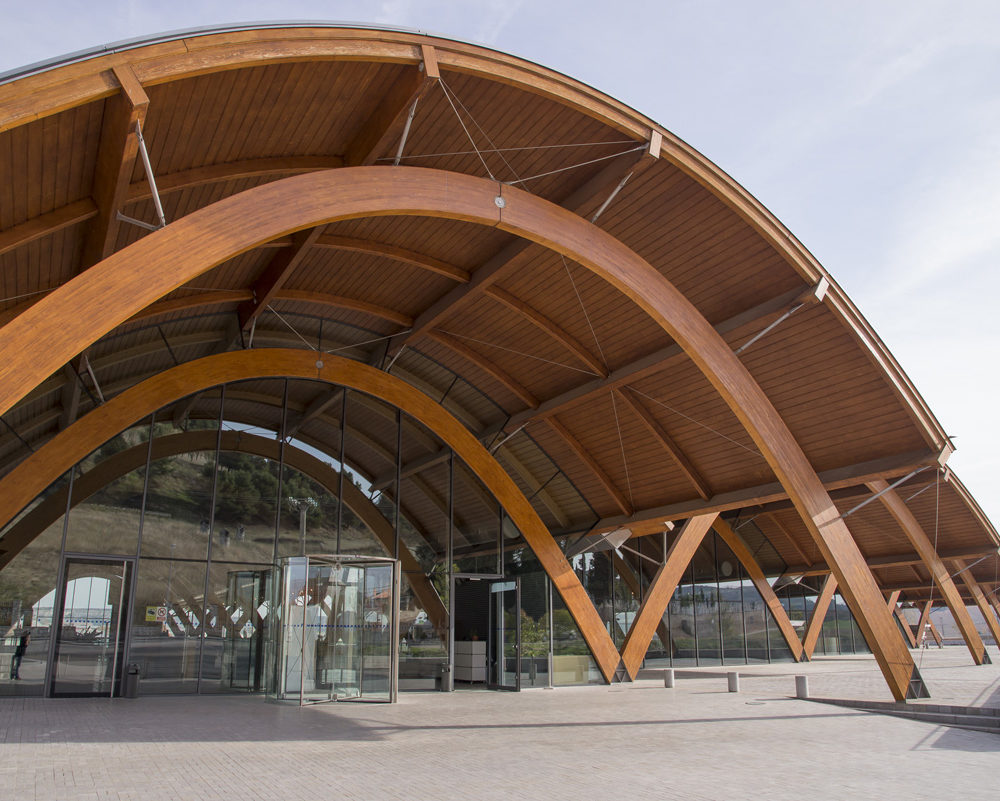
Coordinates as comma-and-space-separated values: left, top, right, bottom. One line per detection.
953, 560, 1000, 649
802, 574, 838, 659
612, 550, 672, 657
619, 513, 718, 678
915, 601, 933, 648
868, 479, 988, 664
714, 518, 803, 661
927, 619, 943, 647
891, 604, 918, 648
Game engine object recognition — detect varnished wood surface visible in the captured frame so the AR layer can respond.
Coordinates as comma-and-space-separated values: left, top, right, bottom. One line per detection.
619, 513, 718, 677
953, 561, 1000, 649
0, 27, 994, 697
869, 478, 988, 664
802, 574, 838, 660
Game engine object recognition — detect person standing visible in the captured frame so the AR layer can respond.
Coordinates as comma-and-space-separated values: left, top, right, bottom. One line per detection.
9, 629, 30, 680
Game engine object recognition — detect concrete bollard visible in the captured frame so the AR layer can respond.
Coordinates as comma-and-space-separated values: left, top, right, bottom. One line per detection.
795, 675, 809, 699
727, 671, 740, 693
663, 668, 675, 688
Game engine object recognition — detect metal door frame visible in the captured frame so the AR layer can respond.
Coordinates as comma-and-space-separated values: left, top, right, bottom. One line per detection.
48, 553, 136, 698
488, 577, 520, 691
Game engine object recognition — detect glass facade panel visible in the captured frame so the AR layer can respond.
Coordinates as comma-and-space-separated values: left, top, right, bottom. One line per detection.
211, 451, 279, 565
742, 569, 769, 663
670, 571, 697, 666
506, 545, 550, 689
64, 466, 146, 557
452, 460, 500, 575
716, 536, 746, 664
399, 572, 447, 690
141, 449, 217, 561
0, 472, 70, 696
128, 557, 205, 693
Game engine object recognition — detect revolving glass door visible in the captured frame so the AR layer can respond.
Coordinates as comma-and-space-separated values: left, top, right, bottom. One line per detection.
268, 555, 399, 704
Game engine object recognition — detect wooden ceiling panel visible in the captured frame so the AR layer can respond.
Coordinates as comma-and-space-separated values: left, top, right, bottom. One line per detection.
295, 247, 449, 320
438, 294, 604, 401
322, 214, 510, 272
0, 101, 102, 231
628, 363, 775, 494
555, 390, 703, 512
497, 250, 670, 372
398, 69, 632, 203
140, 61, 405, 177
0, 226, 83, 316
742, 305, 929, 470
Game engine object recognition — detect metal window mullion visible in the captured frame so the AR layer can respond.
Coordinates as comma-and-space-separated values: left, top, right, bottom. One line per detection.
118, 414, 156, 694
45, 468, 77, 696
713, 533, 724, 666
272, 380, 289, 564
394, 408, 401, 560
197, 387, 225, 693
446, 450, 454, 691
337, 389, 347, 555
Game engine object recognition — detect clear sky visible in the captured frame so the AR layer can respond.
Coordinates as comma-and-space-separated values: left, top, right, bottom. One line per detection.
3, 1, 999, 524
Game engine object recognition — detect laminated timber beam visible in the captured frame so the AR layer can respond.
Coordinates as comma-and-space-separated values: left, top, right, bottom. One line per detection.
619, 513, 718, 678
485, 287, 606, 377
125, 156, 344, 203
585, 449, 947, 540
0, 349, 623, 683
0, 166, 927, 699
891, 603, 918, 648
546, 416, 631, 517
952, 560, 1000, 649
867, 478, 989, 664
915, 601, 934, 648
343, 44, 439, 167
81, 64, 149, 267
714, 518, 803, 661
383, 136, 661, 361
615, 387, 710, 501
0, 199, 97, 257
802, 574, 838, 659
612, 549, 673, 658
237, 227, 324, 330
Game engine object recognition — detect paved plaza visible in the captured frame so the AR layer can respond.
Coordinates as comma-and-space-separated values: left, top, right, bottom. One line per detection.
2, 647, 998, 801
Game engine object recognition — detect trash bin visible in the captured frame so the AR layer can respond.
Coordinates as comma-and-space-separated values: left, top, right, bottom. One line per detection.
435, 663, 450, 691
123, 663, 140, 698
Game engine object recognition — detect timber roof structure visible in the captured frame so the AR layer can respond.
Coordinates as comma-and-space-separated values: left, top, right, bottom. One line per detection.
0, 24, 997, 626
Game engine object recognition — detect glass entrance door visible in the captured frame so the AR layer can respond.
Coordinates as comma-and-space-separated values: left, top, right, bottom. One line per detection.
488, 579, 520, 691
50, 557, 133, 697
223, 570, 268, 691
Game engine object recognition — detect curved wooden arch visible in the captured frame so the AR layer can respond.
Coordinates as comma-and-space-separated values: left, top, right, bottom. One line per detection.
0, 167, 920, 698
0, 25, 954, 451
0, 348, 622, 682
0, 429, 448, 634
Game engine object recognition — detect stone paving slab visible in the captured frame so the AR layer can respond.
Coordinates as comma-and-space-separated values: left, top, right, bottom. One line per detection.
1, 647, 998, 801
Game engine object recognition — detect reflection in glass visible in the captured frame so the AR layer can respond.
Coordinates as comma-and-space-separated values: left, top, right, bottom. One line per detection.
129, 557, 206, 693
269, 555, 397, 704
50, 559, 132, 696
0, 475, 69, 697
